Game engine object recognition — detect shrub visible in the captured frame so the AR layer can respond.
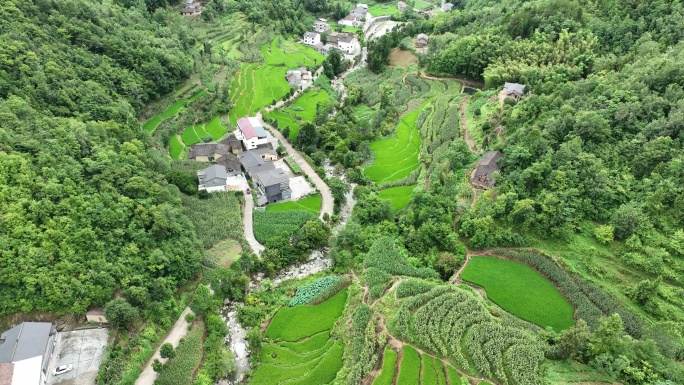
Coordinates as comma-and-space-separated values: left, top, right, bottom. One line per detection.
104, 298, 138, 330
396, 279, 436, 298
152, 359, 163, 373
160, 343, 175, 359
201, 135, 213, 142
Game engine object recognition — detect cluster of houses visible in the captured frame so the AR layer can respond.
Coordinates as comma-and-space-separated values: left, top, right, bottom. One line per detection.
181, 0, 201, 16
190, 117, 292, 206
303, 27, 357, 55
338, 3, 368, 27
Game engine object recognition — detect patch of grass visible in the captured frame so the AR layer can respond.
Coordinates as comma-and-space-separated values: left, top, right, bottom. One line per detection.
253, 210, 317, 244
154, 321, 204, 385
364, 104, 423, 183
277, 331, 330, 353
378, 185, 415, 213
353, 104, 375, 125
169, 135, 185, 160
397, 346, 421, 385
435, 359, 446, 385
285, 156, 302, 174
373, 346, 398, 385
205, 239, 241, 266
414, 0, 433, 10
268, 90, 329, 141
265, 195, 321, 214
461, 256, 575, 331
265, 288, 348, 341
368, 3, 403, 17
205, 116, 227, 139
181, 193, 243, 249
445, 365, 465, 385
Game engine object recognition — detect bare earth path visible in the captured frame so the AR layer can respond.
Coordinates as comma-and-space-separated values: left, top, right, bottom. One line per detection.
459, 97, 479, 153
243, 191, 265, 255
135, 307, 194, 385
257, 113, 334, 220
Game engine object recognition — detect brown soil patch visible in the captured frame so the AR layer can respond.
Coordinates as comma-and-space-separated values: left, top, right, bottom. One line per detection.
389, 48, 418, 67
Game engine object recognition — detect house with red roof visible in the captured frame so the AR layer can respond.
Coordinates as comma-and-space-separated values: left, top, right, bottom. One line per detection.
234, 117, 269, 150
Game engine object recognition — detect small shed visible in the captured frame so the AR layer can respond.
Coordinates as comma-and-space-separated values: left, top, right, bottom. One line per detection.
471, 151, 503, 189
415, 33, 429, 48
398, 1, 408, 11
503, 82, 526, 101
86, 308, 108, 324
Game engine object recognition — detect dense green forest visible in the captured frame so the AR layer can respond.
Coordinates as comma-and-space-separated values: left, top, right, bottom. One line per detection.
0, 0, 200, 315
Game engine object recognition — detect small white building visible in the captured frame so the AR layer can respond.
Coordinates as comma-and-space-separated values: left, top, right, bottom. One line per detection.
235, 117, 269, 150
313, 18, 330, 33
303, 31, 321, 46
197, 164, 244, 193
442, 2, 454, 12
398, 1, 408, 11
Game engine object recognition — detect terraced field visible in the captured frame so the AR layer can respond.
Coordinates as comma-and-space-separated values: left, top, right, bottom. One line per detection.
142, 89, 206, 133
375, 344, 467, 385
228, 37, 324, 125
378, 185, 416, 213
364, 106, 423, 184
267, 89, 330, 141
250, 288, 348, 385
169, 116, 228, 159
461, 256, 575, 331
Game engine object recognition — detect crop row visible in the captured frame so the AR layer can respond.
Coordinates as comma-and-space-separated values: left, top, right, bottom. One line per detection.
154, 322, 204, 385
253, 210, 316, 244
288, 276, 340, 306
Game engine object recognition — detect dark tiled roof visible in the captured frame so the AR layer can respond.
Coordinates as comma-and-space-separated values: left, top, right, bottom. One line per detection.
471, 151, 503, 188
215, 154, 241, 173
188, 143, 229, 159
200, 164, 227, 182
254, 169, 288, 187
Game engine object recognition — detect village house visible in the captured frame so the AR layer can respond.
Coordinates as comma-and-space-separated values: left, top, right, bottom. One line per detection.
239, 150, 276, 175
235, 117, 269, 150
339, 4, 367, 27
0, 322, 57, 385
415, 33, 429, 48
181, 0, 201, 16
285, 67, 313, 86
303, 31, 321, 46
503, 82, 526, 101
327, 32, 356, 54
221, 136, 244, 154
442, 2, 454, 12
471, 151, 503, 190
398, 1, 408, 11
313, 18, 331, 33
215, 153, 241, 173
197, 164, 244, 193
188, 143, 230, 162
253, 169, 291, 205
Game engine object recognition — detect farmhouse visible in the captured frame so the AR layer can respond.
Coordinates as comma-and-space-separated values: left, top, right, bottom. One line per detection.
303, 32, 321, 46
442, 2, 454, 12
221, 136, 244, 154
339, 4, 367, 27
0, 322, 57, 385
415, 33, 429, 48
181, 0, 201, 16
238, 151, 276, 175
471, 151, 503, 189
253, 169, 291, 205
327, 32, 356, 54
197, 164, 244, 193
86, 308, 108, 324
313, 18, 330, 33
215, 153, 241, 173
188, 143, 230, 162
397, 1, 408, 11
285, 70, 303, 85
235, 117, 269, 150
503, 82, 526, 101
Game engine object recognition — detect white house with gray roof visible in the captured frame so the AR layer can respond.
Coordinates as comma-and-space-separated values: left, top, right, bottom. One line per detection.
0, 322, 56, 385
197, 164, 244, 193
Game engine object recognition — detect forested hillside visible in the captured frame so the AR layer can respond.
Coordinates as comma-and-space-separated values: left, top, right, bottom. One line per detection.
0, 0, 200, 315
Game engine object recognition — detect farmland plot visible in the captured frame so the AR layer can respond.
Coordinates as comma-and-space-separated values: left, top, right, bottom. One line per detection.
252, 209, 316, 244
378, 185, 415, 213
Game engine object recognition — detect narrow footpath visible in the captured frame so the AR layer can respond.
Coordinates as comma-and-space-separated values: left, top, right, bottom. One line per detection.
243, 191, 265, 255
135, 307, 194, 385
257, 112, 334, 220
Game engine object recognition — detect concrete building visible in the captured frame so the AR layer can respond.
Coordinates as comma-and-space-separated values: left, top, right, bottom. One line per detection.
0, 322, 57, 385
303, 31, 321, 46
313, 18, 331, 33
253, 169, 291, 205
235, 117, 269, 150
197, 164, 244, 193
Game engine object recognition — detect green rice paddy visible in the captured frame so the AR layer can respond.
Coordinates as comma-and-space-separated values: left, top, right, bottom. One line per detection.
421, 355, 439, 385
267, 89, 330, 141
461, 256, 575, 331
378, 185, 415, 213
169, 116, 228, 159
364, 106, 422, 184
397, 346, 421, 385
265, 195, 321, 214
142, 89, 206, 133
372, 347, 397, 385
266, 288, 347, 341
368, 3, 403, 17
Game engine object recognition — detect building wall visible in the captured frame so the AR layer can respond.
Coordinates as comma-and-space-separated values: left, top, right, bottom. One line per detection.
200, 185, 227, 193
303, 34, 320, 45
243, 137, 268, 150
264, 184, 283, 203
86, 315, 108, 323
194, 155, 210, 162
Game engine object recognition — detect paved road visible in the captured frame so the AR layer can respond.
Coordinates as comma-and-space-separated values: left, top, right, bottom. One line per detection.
135, 307, 194, 385
257, 113, 334, 220
243, 192, 265, 255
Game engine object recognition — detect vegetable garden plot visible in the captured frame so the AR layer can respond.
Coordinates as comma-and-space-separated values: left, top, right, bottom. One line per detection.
397, 346, 421, 385
265, 195, 321, 214
461, 256, 575, 331
253, 210, 316, 244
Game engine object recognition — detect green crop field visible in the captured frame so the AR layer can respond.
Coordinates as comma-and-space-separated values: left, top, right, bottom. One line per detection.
266, 288, 348, 341
266, 195, 321, 214
378, 185, 415, 212
435, 359, 447, 385
268, 89, 329, 141
446, 365, 465, 385
285, 156, 302, 174
253, 210, 317, 244
228, 37, 324, 125
205, 116, 227, 139
373, 346, 398, 385
364, 107, 422, 183
397, 346, 421, 385
368, 3, 403, 17
154, 322, 204, 385
422, 355, 439, 385
142, 89, 206, 133
169, 135, 184, 159
461, 256, 575, 331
